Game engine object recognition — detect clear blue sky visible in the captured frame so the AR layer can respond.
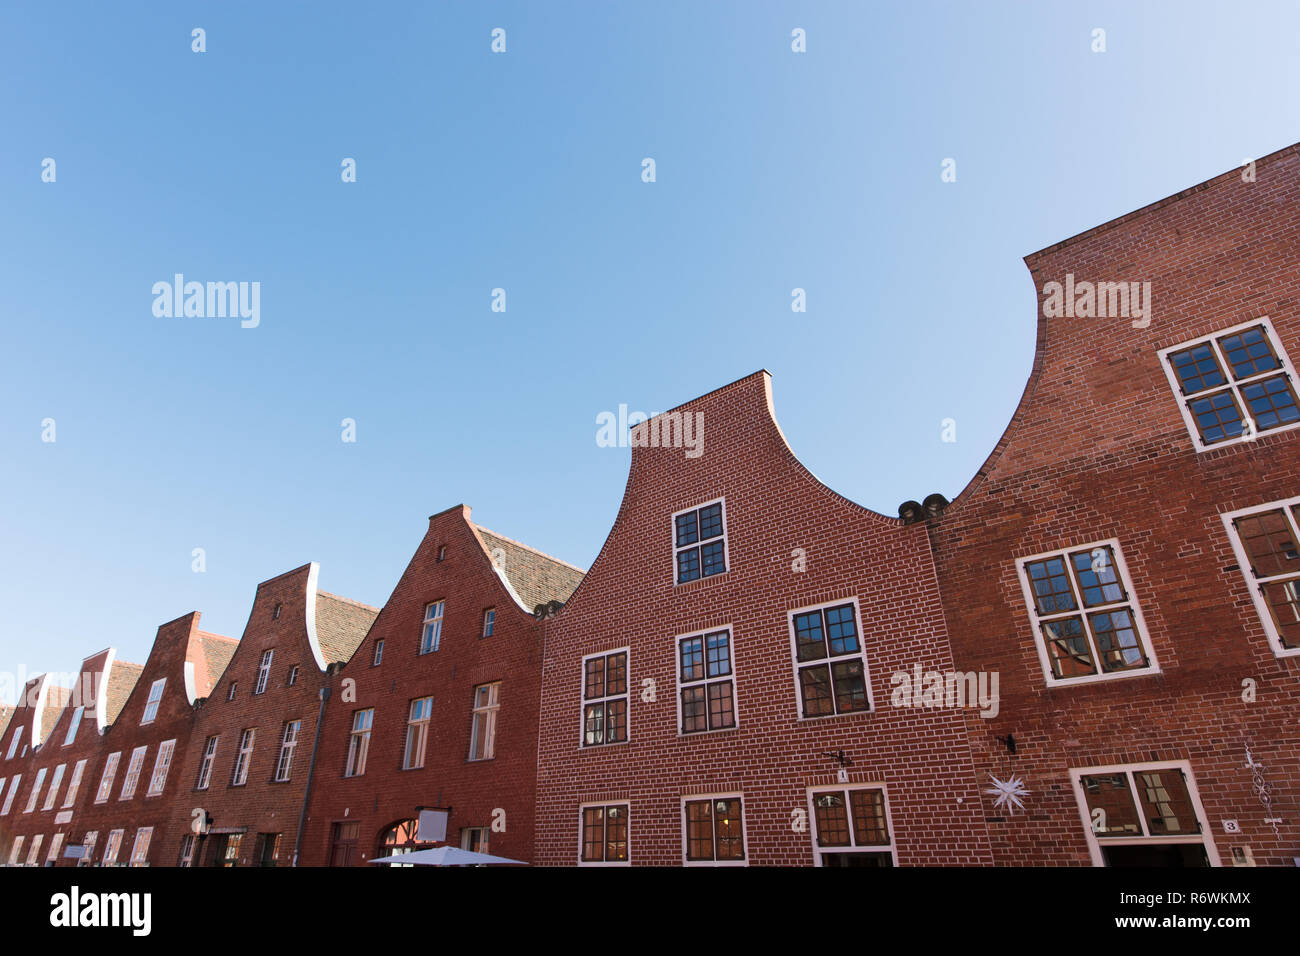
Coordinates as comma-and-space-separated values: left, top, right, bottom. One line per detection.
3, 1, 1298, 696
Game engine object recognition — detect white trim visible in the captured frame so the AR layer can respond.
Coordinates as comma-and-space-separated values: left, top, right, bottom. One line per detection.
183, 661, 198, 705
785, 596, 874, 719
62, 706, 84, 747
42, 764, 66, 811
578, 647, 631, 749
119, 745, 148, 800
94, 752, 120, 804
1220, 494, 1300, 659
680, 791, 749, 867
672, 624, 740, 736
94, 649, 117, 734
419, 600, 446, 655
62, 759, 86, 808
1157, 317, 1300, 453
1068, 759, 1220, 867
1014, 538, 1160, 687
671, 497, 730, 586
29, 674, 52, 747
304, 561, 328, 671
140, 677, 166, 724
576, 801, 632, 867
805, 784, 899, 867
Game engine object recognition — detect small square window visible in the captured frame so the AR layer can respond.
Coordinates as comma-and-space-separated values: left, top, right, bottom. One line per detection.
673, 499, 729, 584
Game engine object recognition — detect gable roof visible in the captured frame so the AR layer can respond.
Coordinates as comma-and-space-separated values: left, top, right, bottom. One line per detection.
315, 592, 379, 665
474, 526, 584, 612
38, 685, 75, 745
194, 631, 239, 695
104, 661, 144, 727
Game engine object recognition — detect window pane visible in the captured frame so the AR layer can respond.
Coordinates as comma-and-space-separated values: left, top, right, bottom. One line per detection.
1169, 343, 1226, 394
813, 792, 850, 847
1189, 390, 1245, 444
705, 632, 731, 677
605, 653, 627, 696
850, 789, 890, 845
1080, 773, 1142, 836
698, 503, 723, 540
679, 637, 704, 683
830, 660, 869, 713
583, 703, 606, 746
793, 611, 826, 662
1261, 578, 1300, 648
605, 698, 626, 743
675, 511, 698, 547
1134, 770, 1198, 835
707, 681, 735, 729
824, 604, 859, 654
584, 657, 605, 699
1042, 617, 1096, 678
685, 801, 713, 860
700, 540, 726, 577
1026, 557, 1077, 614
1241, 375, 1300, 430
1235, 509, 1300, 577
1071, 549, 1126, 606
1218, 326, 1279, 379
604, 805, 628, 861
713, 799, 743, 860
799, 665, 834, 716
681, 686, 707, 733
581, 807, 604, 862
1090, 608, 1148, 671
677, 548, 700, 583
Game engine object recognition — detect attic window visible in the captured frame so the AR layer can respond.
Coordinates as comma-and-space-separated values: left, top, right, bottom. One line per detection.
273, 603, 282, 620
227, 682, 237, 702
437, 545, 447, 562
286, 665, 300, 687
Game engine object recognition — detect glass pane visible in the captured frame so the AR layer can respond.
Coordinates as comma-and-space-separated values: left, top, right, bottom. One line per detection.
813, 792, 850, 846
1090, 608, 1148, 671
1042, 617, 1096, 678
707, 681, 735, 729
1026, 557, 1077, 614
679, 637, 704, 682
1080, 773, 1142, 836
584, 656, 605, 699
1134, 770, 1198, 835
700, 540, 726, 577
1235, 509, 1300, 577
1241, 375, 1300, 430
677, 548, 700, 583
605, 653, 627, 696
714, 799, 744, 860
1071, 548, 1126, 606
824, 604, 859, 654
831, 660, 869, 713
799, 665, 834, 716
1189, 390, 1245, 443
793, 611, 826, 662
1261, 578, 1300, 649
705, 631, 731, 677
1168, 343, 1226, 394
681, 686, 706, 733
698, 503, 723, 540
850, 789, 890, 845
675, 511, 698, 547
1217, 326, 1278, 379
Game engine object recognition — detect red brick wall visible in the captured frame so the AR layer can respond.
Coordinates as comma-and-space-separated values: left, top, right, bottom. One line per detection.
535, 373, 995, 866
299, 506, 545, 866
931, 144, 1300, 866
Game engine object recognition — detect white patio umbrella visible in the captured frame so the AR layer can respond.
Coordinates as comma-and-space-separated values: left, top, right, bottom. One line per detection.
370, 846, 525, 866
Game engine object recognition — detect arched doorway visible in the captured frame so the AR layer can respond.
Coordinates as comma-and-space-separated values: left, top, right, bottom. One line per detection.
376, 819, 434, 866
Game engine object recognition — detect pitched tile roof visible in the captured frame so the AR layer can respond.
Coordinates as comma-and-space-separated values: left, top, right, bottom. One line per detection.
104, 661, 144, 727
474, 527, 585, 613
315, 592, 379, 665
194, 631, 239, 695
39, 685, 75, 745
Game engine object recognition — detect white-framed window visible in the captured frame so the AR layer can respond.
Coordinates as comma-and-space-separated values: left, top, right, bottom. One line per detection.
788, 597, 872, 718
676, 627, 737, 734
119, 745, 148, 800
1158, 319, 1300, 452
63, 707, 84, 746
274, 721, 301, 782
102, 829, 124, 866
130, 827, 153, 866
482, 608, 495, 638
196, 736, 218, 790
286, 665, 299, 687
469, 683, 500, 761
807, 785, 896, 866
95, 753, 120, 804
681, 793, 746, 866
345, 709, 373, 777
255, 650, 274, 695
227, 681, 237, 701
372, 640, 384, 666
404, 697, 432, 770
5, 725, 24, 760
581, 649, 629, 747
1222, 494, 1300, 658
42, 764, 66, 811
79, 831, 97, 867
147, 740, 176, 796
1015, 539, 1158, 685
1, 775, 22, 815
47, 832, 65, 864
23, 767, 47, 813
231, 729, 255, 786
178, 833, 196, 867
460, 826, 490, 854
62, 760, 86, 808
673, 498, 728, 584
7, 835, 24, 865
141, 677, 166, 724
1070, 760, 1219, 867
420, 601, 445, 654
25, 834, 43, 866
578, 802, 630, 866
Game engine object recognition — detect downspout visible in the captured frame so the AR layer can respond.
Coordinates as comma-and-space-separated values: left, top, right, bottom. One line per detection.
292, 680, 332, 867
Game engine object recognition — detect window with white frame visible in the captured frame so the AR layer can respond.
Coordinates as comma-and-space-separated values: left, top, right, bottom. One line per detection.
582, 649, 628, 747
227, 681, 237, 701
579, 803, 629, 865
345, 709, 372, 777
673, 499, 728, 584
147, 740, 176, 795
6, 725, 24, 760
141, 677, 165, 724
677, 629, 736, 733
404, 697, 432, 770
1071, 762, 1216, 867
789, 599, 872, 718
130, 827, 153, 866
178, 833, 196, 867
274, 721, 300, 782
62, 760, 85, 808
1159, 320, 1300, 451
102, 829, 124, 866
95, 753, 120, 803
254, 650, 274, 695
468, 682, 500, 761
231, 729, 255, 786
1222, 495, 1300, 657
482, 608, 495, 638
79, 831, 97, 867
196, 736, 218, 790
372, 640, 384, 666
1016, 540, 1157, 684
119, 746, 148, 800
808, 786, 894, 866
47, 832, 64, 864
23, 767, 47, 813
286, 665, 299, 687
25, 834, 43, 866
2, 775, 22, 815
42, 764, 66, 811
420, 601, 445, 654
7, 835, 24, 865
63, 707, 84, 746
683, 795, 745, 864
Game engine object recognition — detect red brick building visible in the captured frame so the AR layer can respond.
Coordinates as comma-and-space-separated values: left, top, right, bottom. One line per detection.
534, 372, 995, 866
930, 143, 1300, 866
163, 563, 376, 867
300, 505, 582, 866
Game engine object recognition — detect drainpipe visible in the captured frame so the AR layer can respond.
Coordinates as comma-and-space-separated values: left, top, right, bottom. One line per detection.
292, 682, 332, 867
